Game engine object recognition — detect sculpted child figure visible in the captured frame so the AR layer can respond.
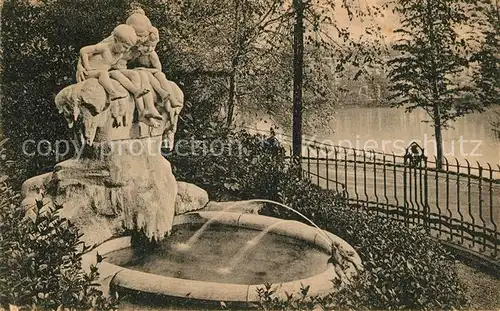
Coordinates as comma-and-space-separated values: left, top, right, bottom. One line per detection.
135, 27, 183, 110
77, 24, 137, 101
108, 56, 150, 102
124, 8, 152, 44
111, 26, 179, 128
109, 10, 166, 125
110, 29, 165, 125
75, 8, 152, 84
102, 8, 153, 45
132, 27, 184, 130
110, 57, 164, 125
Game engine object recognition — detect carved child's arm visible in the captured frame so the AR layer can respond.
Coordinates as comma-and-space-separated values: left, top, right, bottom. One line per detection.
76, 57, 86, 82
79, 43, 107, 70
148, 51, 162, 71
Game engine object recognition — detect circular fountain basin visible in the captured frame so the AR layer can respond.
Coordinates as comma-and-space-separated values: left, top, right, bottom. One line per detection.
83, 212, 362, 303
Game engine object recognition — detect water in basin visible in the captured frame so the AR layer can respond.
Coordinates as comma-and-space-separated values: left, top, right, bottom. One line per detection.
106, 224, 330, 285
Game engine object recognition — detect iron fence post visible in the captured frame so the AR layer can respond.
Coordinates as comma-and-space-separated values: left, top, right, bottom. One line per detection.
403, 155, 409, 227
316, 145, 320, 186
466, 159, 475, 248
325, 147, 330, 190
456, 158, 463, 245
488, 163, 497, 258
445, 158, 452, 240
424, 156, 430, 233
334, 147, 339, 193
307, 145, 311, 180
477, 162, 485, 252
354, 150, 359, 207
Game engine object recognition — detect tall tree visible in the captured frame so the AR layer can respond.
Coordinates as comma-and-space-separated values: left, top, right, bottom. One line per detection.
388, 0, 482, 169
293, 0, 388, 156
292, 0, 304, 160
163, 0, 293, 129
224, 0, 293, 127
164, 0, 386, 137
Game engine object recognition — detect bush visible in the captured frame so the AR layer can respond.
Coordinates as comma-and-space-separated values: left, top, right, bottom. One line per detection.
172, 130, 468, 310
170, 128, 286, 201
263, 172, 468, 310
0, 183, 118, 310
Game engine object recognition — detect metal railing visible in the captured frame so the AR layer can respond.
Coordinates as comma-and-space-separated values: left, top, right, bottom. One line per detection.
236, 125, 499, 262
295, 141, 499, 262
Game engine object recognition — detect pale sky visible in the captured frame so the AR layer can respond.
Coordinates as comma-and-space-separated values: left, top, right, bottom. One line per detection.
325, 0, 398, 43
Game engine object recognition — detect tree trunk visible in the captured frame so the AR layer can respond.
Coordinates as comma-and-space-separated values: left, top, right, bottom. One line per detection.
292, 0, 304, 162
227, 0, 240, 128
227, 61, 237, 127
433, 103, 443, 170
426, 0, 443, 170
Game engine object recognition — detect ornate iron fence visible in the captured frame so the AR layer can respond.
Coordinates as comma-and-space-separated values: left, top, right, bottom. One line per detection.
296, 140, 499, 262
236, 125, 499, 263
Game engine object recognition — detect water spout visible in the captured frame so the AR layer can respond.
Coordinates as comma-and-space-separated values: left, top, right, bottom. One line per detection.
182, 201, 250, 247
185, 199, 332, 249
239, 199, 333, 246
220, 219, 292, 273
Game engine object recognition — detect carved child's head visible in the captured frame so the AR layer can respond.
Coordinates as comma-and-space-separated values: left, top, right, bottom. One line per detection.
112, 24, 137, 53
138, 27, 159, 55
126, 10, 152, 44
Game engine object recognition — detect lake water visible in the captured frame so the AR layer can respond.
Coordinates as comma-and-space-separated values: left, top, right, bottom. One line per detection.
252, 107, 500, 168
319, 107, 499, 167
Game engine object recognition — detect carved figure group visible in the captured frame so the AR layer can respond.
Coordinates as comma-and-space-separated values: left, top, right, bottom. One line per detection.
74, 8, 182, 132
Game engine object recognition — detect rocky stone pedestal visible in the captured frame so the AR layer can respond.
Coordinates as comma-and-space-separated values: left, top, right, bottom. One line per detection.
21, 148, 263, 246
22, 136, 179, 245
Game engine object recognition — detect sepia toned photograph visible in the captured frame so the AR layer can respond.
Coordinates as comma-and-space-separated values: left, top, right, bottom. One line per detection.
0, 0, 498, 310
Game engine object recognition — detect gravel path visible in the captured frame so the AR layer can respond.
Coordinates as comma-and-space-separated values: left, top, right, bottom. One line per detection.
456, 261, 500, 310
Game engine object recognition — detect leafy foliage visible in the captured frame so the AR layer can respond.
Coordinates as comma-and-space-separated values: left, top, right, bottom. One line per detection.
0, 189, 118, 310
0, 139, 12, 182
470, 0, 499, 107
263, 172, 468, 310
256, 282, 318, 310
170, 127, 286, 201
0, 140, 117, 310
470, 0, 499, 136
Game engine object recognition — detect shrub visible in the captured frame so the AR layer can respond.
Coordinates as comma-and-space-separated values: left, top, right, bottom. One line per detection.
170, 128, 286, 201
0, 184, 118, 310
172, 130, 468, 310
262, 171, 468, 310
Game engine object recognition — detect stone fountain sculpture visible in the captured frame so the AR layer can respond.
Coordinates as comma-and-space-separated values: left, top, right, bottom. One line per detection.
20, 10, 200, 245
19, 10, 364, 304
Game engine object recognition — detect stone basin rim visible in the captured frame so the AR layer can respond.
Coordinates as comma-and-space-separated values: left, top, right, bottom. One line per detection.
83, 211, 362, 303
